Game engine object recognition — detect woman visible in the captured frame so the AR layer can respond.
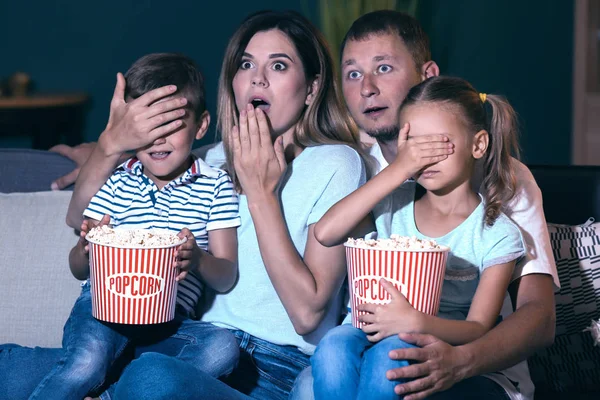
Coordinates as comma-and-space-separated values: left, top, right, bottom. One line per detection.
68, 10, 367, 400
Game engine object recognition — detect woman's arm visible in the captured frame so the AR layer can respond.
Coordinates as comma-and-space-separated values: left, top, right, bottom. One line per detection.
232, 106, 363, 335
66, 74, 189, 228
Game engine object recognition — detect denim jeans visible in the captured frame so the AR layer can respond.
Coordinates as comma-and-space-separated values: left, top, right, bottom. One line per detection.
26, 282, 131, 400
113, 329, 311, 400
312, 324, 415, 400
0, 282, 239, 400
292, 365, 510, 400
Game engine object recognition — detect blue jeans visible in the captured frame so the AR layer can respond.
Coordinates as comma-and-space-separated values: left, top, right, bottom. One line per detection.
312, 324, 413, 400
292, 366, 510, 400
0, 282, 239, 400
29, 282, 130, 400
113, 329, 311, 400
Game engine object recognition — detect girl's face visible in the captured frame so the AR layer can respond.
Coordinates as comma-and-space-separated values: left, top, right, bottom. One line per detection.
400, 103, 485, 193
232, 29, 313, 139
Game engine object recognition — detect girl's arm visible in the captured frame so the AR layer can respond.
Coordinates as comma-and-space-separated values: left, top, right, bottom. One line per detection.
361, 261, 515, 346
314, 163, 413, 247
315, 123, 453, 247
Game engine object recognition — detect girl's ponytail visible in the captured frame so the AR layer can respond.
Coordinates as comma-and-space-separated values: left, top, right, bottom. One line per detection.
481, 94, 520, 225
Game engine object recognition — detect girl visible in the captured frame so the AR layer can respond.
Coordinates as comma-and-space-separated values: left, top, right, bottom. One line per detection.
311, 76, 526, 400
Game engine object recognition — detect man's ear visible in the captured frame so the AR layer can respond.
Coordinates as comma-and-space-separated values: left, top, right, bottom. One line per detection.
305, 75, 320, 105
195, 110, 211, 141
472, 129, 489, 159
420, 60, 440, 81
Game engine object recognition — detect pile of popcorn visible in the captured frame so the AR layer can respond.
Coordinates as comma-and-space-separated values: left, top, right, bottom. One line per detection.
86, 226, 182, 247
346, 234, 445, 250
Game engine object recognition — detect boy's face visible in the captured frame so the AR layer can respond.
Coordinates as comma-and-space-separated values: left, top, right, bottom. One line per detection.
341, 33, 423, 142
135, 96, 208, 189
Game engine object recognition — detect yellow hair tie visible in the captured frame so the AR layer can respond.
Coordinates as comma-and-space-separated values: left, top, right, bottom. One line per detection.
479, 93, 487, 103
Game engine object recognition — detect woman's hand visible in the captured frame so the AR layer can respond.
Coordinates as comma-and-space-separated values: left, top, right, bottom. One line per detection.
230, 104, 286, 199
391, 122, 453, 179
358, 279, 423, 342
174, 228, 198, 281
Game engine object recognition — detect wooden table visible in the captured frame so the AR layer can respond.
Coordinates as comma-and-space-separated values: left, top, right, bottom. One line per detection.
0, 93, 90, 149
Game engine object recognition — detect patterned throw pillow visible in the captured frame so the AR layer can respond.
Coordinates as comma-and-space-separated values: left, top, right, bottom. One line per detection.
528, 219, 600, 394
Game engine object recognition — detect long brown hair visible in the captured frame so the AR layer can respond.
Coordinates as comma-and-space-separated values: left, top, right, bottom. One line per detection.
402, 76, 520, 226
217, 10, 362, 191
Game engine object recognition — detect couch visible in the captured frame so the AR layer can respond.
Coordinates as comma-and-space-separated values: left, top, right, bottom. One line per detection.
1, 148, 599, 398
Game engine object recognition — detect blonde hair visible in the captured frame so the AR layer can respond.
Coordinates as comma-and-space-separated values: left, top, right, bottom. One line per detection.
217, 10, 362, 191
402, 76, 520, 226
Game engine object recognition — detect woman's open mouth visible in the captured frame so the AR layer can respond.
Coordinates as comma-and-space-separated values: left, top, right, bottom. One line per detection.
251, 98, 271, 112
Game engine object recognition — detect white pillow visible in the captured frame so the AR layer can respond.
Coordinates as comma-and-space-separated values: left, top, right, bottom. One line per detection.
0, 191, 81, 347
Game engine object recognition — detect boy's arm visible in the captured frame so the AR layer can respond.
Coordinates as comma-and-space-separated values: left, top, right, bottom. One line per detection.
68, 217, 107, 280
200, 228, 238, 292
69, 238, 90, 281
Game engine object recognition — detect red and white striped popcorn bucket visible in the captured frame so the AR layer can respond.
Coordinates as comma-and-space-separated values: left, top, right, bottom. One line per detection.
87, 237, 185, 324
345, 243, 449, 329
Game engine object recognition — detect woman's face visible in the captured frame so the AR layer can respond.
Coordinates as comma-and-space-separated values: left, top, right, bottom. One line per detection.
232, 29, 312, 139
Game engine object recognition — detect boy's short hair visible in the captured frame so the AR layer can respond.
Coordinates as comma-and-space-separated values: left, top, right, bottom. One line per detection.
340, 10, 431, 71
124, 53, 206, 120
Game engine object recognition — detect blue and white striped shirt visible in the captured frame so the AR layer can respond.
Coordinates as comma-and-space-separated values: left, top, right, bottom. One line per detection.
84, 156, 240, 315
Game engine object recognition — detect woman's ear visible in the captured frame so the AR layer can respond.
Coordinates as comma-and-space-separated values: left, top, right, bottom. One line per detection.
472, 129, 489, 159
305, 75, 320, 105
420, 61, 440, 81
195, 110, 211, 141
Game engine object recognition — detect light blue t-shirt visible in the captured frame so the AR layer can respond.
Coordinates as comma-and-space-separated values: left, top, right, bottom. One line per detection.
197, 143, 366, 355
374, 181, 525, 321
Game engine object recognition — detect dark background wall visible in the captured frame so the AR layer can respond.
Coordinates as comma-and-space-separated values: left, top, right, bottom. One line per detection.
0, 0, 573, 164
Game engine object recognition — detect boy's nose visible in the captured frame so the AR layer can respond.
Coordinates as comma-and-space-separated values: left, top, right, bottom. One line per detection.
153, 137, 167, 146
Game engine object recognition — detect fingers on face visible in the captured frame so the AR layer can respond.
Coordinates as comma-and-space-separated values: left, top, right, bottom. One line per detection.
238, 109, 250, 148
138, 85, 178, 107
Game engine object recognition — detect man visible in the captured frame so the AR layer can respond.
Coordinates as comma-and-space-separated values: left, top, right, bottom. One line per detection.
55, 10, 557, 400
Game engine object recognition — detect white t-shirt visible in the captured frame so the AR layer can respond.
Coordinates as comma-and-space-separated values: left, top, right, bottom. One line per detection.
196, 143, 367, 355
368, 142, 560, 400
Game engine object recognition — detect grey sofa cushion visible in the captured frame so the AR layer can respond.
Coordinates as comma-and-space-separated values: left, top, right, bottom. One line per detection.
0, 148, 76, 193
0, 191, 81, 347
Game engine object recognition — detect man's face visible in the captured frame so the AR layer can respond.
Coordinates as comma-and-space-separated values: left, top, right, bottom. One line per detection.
341, 33, 423, 142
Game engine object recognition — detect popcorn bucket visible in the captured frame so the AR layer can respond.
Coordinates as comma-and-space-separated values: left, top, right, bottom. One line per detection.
345, 243, 449, 329
87, 234, 185, 325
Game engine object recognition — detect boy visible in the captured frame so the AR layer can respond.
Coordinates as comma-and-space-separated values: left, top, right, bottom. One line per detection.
30, 53, 240, 400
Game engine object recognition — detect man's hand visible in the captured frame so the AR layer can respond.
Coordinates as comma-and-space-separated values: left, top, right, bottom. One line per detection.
101, 72, 188, 156
174, 228, 199, 281
387, 333, 468, 399
49, 143, 97, 190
